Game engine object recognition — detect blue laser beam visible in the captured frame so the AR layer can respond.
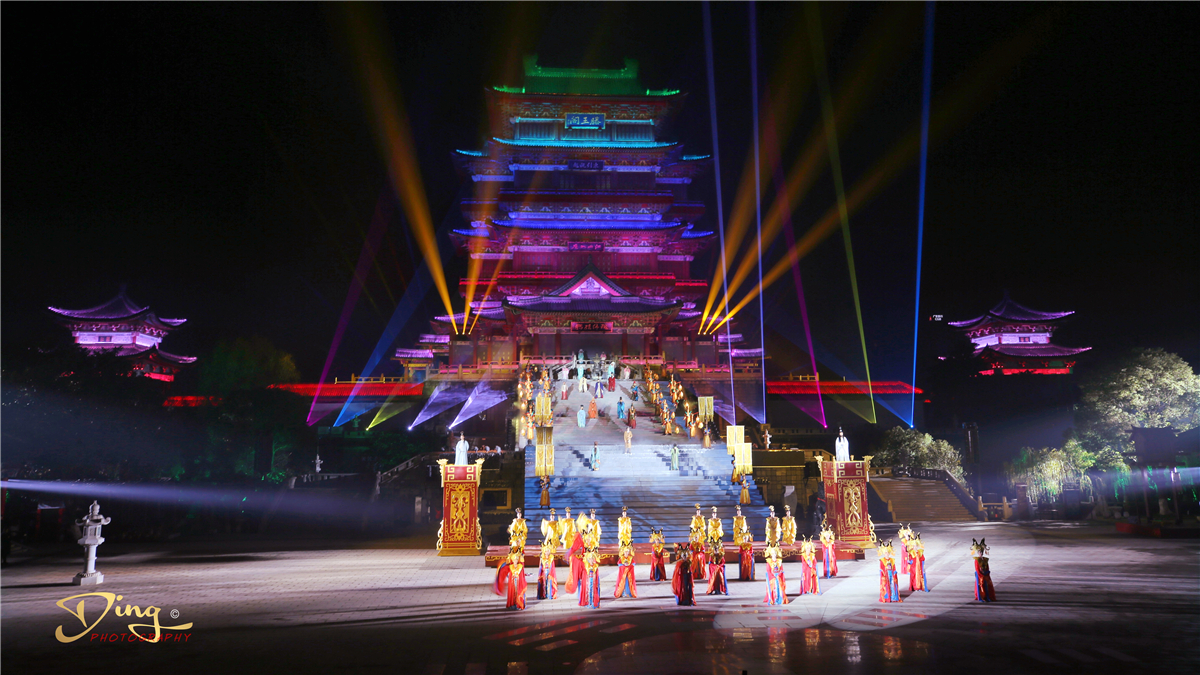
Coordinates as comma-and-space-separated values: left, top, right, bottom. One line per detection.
911, 0, 936, 428
750, 1, 768, 426
703, 1, 737, 413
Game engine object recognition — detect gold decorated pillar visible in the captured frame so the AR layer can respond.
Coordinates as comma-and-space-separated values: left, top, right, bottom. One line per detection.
436, 458, 484, 556
819, 457, 874, 549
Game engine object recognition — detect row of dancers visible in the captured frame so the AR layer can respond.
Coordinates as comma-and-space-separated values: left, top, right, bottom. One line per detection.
495, 510, 996, 610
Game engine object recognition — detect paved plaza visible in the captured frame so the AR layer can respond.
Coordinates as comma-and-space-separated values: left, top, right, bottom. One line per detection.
2, 521, 1196, 674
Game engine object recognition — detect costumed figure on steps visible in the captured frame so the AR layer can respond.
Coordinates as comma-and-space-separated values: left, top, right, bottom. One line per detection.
577, 405, 587, 429
616, 397, 625, 423
739, 476, 752, 505
508, 508, 528, 550
764, 505, 781, 549
591, 442, 599, 471
689, 504, 708, 580
670, 443, 680, 471
971, 538, 996, 602
624, 426, 633, 452
539, 476, 551, 508
702, 425, 713, 450
617, 506, 633, 548
587, 397, 598, 419
781, 505, 797, 549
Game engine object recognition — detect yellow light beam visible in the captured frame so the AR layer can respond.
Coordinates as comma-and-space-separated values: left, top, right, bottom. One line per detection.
709, 9, 1058, 332
704, 3, 920, 333
341, 4, 458, 333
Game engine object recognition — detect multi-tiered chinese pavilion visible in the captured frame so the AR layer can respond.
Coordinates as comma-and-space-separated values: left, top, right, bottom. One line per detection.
398, 56, 738, 373
49, 286, 196, 382
949, 293, 1090, 375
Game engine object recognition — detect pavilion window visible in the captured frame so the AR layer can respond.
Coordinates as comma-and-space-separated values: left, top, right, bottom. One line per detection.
1019, 336, 1031, 343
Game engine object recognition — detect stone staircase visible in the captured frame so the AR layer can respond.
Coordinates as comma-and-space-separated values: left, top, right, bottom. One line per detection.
870, 477, 978, 522
523, 442, 772, 545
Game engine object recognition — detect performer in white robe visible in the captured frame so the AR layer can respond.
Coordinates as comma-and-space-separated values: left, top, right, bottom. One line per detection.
454, 433, 470, 465
835, 427, 850, 462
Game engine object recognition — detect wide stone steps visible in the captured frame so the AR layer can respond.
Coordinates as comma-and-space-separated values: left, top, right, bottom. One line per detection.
871, 477, 978, 522
523, 442, 769, 544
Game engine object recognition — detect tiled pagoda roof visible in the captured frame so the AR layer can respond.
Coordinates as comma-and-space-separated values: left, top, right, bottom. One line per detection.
949, 293, 1075, 329
977, 344, 1091, 358
506, 296, 679, 314
49, 287, 186, 328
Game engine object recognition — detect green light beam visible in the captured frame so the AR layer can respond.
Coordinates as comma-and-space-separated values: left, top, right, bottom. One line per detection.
807, 4, 876, 424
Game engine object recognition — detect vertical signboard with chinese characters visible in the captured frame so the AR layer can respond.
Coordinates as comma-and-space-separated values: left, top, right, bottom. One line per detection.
437, 459, 483, 556
820, 459, 874, 549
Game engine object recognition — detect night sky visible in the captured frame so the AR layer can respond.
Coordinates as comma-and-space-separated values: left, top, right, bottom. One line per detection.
4, 2, 1197, 386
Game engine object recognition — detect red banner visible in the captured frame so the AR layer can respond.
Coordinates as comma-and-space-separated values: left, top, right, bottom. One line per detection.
438, 461, 482, 556
821, 460, 873, 549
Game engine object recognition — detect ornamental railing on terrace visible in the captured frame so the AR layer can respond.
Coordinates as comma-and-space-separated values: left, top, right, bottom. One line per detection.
333, 375, 408, 385
432, 362, 522, 378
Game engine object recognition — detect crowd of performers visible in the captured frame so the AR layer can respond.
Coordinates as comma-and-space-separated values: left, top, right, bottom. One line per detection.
512, 358, 717, 448
493, 507, 997, 611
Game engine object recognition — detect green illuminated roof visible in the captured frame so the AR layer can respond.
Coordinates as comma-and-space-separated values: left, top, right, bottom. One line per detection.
519, 55, 648, 96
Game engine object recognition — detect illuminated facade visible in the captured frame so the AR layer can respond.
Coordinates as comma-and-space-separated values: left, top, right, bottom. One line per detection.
949, 293, 1090, 375
399, 56, 744, 372
49, 286, 196, 382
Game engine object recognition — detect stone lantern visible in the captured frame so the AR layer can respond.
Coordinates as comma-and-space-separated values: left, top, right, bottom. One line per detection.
73, 501, 111, 586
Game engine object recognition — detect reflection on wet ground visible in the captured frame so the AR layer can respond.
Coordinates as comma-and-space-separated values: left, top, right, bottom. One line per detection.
576, 628, 932, 674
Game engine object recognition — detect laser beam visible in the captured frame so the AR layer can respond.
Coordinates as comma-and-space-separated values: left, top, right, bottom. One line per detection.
911, 1, 936, 428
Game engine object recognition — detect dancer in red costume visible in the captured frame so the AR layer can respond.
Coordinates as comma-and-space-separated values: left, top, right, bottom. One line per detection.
493, 545, 527, 610
614, 544, 638, 598
738, 524, 755, 581
579, 545, 601, 608
569, 518, 587, 595
798, 537, 820, 596
878, 540, 901, 602
819, 520, 839, 578
648, 528, 668, 581
671, 544, 697, 605
908, 533, 929, 593
897, 523, 914, 577
971, 538, 996, 602
688, 505, 708, 580
706, 540, 728, 595
536, 538, 557, 600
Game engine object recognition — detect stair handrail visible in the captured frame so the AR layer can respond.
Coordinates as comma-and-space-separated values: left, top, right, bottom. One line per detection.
891, 465, 985, 521
380, 451, 444, 483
